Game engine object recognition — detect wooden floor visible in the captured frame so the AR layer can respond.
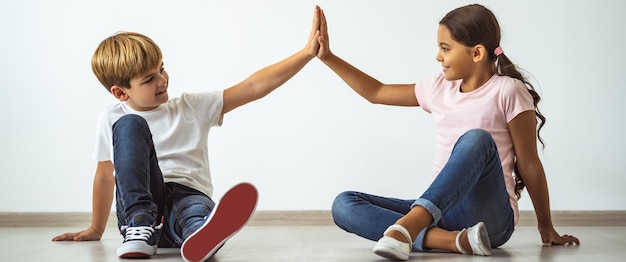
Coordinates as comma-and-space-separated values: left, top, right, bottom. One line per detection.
1, 225, 623, 261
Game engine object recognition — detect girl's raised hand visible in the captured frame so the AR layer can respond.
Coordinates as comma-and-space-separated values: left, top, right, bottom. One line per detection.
316, 6, 331, 60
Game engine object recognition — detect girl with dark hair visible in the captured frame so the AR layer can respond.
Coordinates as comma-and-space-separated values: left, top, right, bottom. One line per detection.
315, 4, 579, 260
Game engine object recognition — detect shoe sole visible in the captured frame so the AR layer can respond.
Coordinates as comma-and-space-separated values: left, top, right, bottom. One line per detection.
181, 182, 258, 262
373, 248, 409, 261
119, 252, 151, 259
373, 237, 410, 261
117, 240, 155, 258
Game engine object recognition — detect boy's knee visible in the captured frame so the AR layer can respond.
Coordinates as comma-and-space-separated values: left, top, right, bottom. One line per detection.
115, 114, 147, 127
112, 114, 149, 134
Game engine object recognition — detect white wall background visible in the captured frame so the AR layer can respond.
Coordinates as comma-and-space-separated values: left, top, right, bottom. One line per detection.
0, 0, 624, 212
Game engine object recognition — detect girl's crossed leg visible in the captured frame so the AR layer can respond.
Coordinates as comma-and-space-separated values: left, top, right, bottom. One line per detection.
332, 129, 515, 257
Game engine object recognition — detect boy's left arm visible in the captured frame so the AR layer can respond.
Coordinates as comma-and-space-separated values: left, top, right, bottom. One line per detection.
508, 111, 580, 246
221, 6, 321, 114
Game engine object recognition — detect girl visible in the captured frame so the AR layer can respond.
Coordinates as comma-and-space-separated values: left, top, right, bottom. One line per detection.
315, 4, 579, 260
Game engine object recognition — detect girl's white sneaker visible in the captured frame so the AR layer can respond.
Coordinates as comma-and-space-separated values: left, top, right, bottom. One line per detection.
372, 224, 412, 261
455, 221, 492, 256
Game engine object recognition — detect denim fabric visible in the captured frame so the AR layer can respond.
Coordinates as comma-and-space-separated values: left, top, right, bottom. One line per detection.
112, 114, 215, 248
332, 129, 515, 251
159, 183, 216, 248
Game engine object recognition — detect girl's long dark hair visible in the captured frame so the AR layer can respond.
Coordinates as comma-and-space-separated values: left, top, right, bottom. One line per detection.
440, 4, 546, 199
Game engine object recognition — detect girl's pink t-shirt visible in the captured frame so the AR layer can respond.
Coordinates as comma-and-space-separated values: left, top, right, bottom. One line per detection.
415, 73, 535, 224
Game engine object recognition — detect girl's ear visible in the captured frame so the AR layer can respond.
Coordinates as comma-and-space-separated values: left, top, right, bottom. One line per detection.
472, 44, 487, 63
110, 85, 129, 101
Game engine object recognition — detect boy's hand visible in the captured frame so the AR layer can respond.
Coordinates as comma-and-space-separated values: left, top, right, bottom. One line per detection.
316, 6, 330, 60
52, 226, 103, 241
304, 6, 322, 58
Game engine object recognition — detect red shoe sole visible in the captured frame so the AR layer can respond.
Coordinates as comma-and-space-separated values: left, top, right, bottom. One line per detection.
119, 252, 151, 259
181, 182, 258, 262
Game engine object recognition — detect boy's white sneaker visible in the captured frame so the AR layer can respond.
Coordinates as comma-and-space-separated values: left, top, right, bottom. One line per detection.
116, 225, 160, 258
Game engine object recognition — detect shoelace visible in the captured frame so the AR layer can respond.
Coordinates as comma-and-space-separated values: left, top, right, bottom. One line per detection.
120, 224, 163, 242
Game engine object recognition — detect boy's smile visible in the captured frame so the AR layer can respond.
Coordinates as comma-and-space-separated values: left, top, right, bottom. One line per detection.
156, 87, 168, 96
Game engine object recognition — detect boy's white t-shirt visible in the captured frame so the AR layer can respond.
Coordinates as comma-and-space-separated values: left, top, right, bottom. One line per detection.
93, 91, 224, 197
415, 73, 535, 225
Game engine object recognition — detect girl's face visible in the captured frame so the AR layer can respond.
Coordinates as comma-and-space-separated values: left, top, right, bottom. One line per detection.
123, 62, 170, 111
435, 25, 475, 81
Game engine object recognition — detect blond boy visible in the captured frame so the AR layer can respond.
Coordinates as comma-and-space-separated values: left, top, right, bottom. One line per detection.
53, 7, 322, 262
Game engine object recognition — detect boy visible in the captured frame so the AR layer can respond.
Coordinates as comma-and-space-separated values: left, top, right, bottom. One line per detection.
52, 6, 323, 262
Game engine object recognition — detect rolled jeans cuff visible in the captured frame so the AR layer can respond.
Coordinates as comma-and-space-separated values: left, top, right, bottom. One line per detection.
411, 198, 441, 227
410, 198, 441, 251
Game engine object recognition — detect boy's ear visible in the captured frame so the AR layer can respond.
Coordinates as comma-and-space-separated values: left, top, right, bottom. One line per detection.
110, 85, 129, 101
472, 44, 487, 63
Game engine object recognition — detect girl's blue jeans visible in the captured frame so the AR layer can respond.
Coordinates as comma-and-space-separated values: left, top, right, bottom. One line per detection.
331, 129, 515, 251
112, 114, 215, 248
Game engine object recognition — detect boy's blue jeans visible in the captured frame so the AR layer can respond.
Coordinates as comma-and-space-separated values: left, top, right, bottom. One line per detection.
112, 114, 215, 248
331, 129, 515, 251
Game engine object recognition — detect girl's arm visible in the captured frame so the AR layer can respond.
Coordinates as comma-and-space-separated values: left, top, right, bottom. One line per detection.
221, 6, 321, 115
315, 8, 418, 106
52, 161, 115, 241
508, 111, 579, 246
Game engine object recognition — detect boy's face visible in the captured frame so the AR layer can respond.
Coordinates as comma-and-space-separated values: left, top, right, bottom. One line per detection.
112, 62, 169, 111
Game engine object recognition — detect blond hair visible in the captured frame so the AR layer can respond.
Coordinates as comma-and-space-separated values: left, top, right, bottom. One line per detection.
91, 32, 162, 92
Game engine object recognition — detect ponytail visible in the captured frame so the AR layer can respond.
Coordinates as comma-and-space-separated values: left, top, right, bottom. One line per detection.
494, 51, 546, 200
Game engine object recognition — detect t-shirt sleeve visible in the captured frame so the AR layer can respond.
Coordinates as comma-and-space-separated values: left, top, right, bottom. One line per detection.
181, 90, 224, 127
414, 74, 445, 113
92, 110, 113, 161
502, 80, 535, 123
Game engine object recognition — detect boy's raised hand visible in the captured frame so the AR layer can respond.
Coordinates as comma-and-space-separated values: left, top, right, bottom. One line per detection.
304, 6, 322, 58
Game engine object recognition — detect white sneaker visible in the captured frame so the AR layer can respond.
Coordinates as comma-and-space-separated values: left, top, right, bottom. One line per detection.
116, 225, 160, 258
372, 224, 412, 261
455, 222, 492, 256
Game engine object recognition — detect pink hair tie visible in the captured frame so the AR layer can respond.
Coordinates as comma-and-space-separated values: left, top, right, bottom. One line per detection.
494, 46, 504, 56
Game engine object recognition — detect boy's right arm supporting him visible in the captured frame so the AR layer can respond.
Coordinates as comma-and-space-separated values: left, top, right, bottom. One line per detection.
52, 161, 115, 241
